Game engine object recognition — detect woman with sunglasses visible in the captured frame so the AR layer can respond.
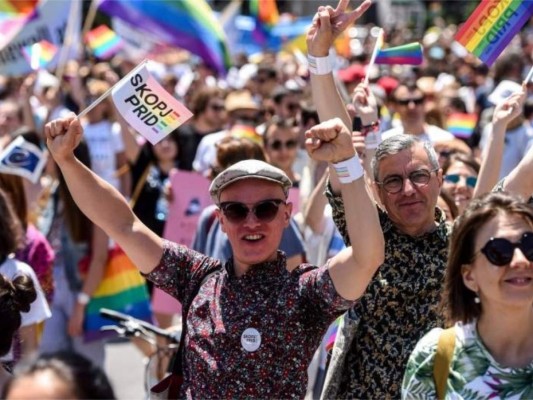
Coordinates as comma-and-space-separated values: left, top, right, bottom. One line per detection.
402, 191, 533, 398
441, 153, 480, 216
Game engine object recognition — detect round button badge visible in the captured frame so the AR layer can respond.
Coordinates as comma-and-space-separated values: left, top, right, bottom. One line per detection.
241, 328, 261, 352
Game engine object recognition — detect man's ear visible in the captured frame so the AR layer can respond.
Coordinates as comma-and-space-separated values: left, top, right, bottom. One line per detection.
215, 208, 226, 233
436, 168, 443, 188
284, 202, 292, 227
461, 263, 478, 293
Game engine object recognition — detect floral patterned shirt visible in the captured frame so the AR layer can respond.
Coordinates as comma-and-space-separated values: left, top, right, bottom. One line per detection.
144, 240, 354, 399
321, 189, 451, 399
402, 322, 533, 399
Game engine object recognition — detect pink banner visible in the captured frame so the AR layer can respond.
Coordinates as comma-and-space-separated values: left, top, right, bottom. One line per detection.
288, 187, 300, 215
163, 170, 212, 247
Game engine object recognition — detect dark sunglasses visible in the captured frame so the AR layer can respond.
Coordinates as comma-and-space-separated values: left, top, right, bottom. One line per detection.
444, 174, 477, 188
219, 199, 285, 223
396, 97, 424, 106
477, 232, 533, 266
270, 139, 297, 151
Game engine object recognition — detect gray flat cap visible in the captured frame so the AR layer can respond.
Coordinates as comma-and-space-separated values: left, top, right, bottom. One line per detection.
209, 160, 292, 203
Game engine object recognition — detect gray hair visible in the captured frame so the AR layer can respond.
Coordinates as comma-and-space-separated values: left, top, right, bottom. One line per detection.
371, 135, 440, 181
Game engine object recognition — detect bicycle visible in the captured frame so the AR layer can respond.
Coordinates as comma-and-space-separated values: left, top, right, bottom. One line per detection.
99, 308, 180, 398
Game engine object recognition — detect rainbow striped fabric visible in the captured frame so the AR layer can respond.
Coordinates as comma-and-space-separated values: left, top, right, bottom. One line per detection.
325, 317, 342, 353
455, 0, 533, 66
230, 124, 262, 145
375, 42, 423, 65
249, 0, 279, 44
86, 25, 124, 60
0, 0, 37, 15
446, 113, 478, 139
21, 40, 57, 70
83, 247, 152, 342
96, 0, 231, 75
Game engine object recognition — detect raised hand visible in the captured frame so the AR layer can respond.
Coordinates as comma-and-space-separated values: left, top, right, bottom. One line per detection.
492, 84, 526, 127
352, 83, 379, 125
305, 118, 356, 163
45, 114, 84, 162
307, 0, 372, 56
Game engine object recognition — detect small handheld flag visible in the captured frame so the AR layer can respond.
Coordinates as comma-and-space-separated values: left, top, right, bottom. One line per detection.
365, 28, 384, 84
0, 136, 47, 183
455, 0, 533, 67
21, 40, 58, 70
446, 113, 478, 139
375, 42, 423, 66
86, 25, 124, 60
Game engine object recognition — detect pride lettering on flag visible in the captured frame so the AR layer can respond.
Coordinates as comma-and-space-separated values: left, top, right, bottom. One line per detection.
455, 0, 533, 66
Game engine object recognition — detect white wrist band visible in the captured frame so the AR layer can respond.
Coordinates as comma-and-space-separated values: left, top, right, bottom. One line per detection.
77, 292, 90, 305
365, 131, 382, 150
308, 54, 333, 75
333, 155, 364, 183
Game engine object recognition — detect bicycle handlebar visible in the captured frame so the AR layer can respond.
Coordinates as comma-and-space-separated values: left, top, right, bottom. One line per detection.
99, 308, 179, 343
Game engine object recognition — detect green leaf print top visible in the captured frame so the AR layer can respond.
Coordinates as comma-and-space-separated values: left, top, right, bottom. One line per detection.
402, 322, 533, 400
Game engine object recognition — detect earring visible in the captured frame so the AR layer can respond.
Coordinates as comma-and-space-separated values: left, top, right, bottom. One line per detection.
474, 295, 480, 304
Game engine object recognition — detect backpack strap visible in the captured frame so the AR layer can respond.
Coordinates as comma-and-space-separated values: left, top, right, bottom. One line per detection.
433, 327, 456, 400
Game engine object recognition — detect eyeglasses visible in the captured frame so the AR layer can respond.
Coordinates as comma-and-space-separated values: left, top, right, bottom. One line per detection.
376, 168, 438, 194
444, 174, 477, 188
476, 232, 533, 266
270, 139, 298, 151
219, 199, 285, 223
209, 104, 225, 112
395, 97, 425, 106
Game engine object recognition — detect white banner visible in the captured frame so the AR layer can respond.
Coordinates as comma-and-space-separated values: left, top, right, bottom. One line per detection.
0, 0, 81, 76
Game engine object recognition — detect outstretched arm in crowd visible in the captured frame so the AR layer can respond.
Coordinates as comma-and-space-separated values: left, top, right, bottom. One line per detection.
306, 118, 384, 300
502, 140, 533, 199
45, 115, 164, 274
474, 86, 526, 198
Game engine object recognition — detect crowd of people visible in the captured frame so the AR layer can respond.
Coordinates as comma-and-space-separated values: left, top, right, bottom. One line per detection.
1, 0, 533, 398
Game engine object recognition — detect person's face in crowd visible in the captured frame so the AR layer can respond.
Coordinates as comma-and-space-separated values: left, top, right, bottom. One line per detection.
153, 137, 178, 163
264, 125, 299, 173
217, 179, 291, 272
462, 212, 533, 311
276, 94, 300, 120
375, 143, 442, 236
5, 370, 75, 399
230, 109, 260, 127
442, 161, 478, 214
0, 103, 21, 137
437, 195, 454, 222
202, 97, 227, 129
393, 86, 426, 126
255, 73, 277, 99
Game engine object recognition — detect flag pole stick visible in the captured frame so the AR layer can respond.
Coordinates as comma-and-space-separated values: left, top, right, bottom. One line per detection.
524, 65, 533, 86
55, 0, 81, 82
364, 28, 383, 85
77, 59, 149, 119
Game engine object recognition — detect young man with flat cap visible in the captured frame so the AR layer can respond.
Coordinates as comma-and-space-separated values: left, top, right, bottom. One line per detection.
44, 114, 384, 398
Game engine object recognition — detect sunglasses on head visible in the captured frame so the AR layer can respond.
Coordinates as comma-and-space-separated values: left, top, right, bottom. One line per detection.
396, 97, 424, 106
219, 199, 285, 223
270, 139, 297, 151
477, 232, 533, 266
444, 174, 477, 188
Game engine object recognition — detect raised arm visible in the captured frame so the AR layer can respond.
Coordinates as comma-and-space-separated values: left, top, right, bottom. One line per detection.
305, 118, 384, 300
45, 115, 164, 274
502, 140, 533, 198
474, 86, 526, 197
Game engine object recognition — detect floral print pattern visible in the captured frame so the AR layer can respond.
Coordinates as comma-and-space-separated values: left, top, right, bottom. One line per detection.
402, 322, 533, 399
144, 240, 354, 399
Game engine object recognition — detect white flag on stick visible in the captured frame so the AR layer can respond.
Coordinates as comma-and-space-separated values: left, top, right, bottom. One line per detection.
79, 60, 194, 145
0, 136, 47, 183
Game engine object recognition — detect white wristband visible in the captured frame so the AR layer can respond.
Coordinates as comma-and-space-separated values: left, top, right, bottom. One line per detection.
308, 54, 333, 75
365, 131, 382, 150
77, 292, 90, 305
333, 155, 364, 183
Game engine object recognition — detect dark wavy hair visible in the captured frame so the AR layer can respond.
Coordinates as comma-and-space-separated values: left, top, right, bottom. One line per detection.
0, 274, 36, 356
442, 191, 533, 325
0, 187, 24, 258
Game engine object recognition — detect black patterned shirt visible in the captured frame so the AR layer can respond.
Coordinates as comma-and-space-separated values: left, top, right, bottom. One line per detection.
144, 240, 354, 399
321, 189, 451, 400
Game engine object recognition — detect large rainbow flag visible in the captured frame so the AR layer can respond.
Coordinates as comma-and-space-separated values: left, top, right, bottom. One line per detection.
250, 0, 279, 44
455, 0, 533, 66
0, 0, 37, 15
96, 0, 231, 75
375, 42, 423, 65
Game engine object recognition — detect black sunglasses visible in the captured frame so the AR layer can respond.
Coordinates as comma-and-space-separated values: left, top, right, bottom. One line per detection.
396, 97, 424, 106
444, 174, 477, 188
270, 139, 297, 151
477, 232, 533, 266
219, 199, 285, 223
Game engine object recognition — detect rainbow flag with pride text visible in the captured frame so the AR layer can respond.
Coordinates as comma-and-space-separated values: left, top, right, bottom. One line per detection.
456, 0, 533, 66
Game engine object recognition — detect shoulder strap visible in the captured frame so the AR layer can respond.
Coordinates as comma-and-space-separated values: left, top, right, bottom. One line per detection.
129, 162, 152, 209
433, 327, 456, 400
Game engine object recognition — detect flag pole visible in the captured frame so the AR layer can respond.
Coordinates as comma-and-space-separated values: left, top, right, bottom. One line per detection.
364, 28, 383, 85
524, 65, 533, 86
55, 0, 82, 82
77, 59, 149, 119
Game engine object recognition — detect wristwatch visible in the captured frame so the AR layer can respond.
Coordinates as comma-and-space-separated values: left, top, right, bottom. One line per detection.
77, 292, 90, 305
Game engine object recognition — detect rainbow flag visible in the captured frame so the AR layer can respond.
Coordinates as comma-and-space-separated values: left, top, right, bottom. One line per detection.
375, 42, 423, 65
21, 40, 57, 70
455, 0, 533, 67
83, 247, 153, 342
230, 124, 262, 145
0, 0, 37, 15
96, 0, 231, 75
446, 113, 478, 139
325, 317, 342, 353
250, 0, 279, 44
86, 25, 124, 60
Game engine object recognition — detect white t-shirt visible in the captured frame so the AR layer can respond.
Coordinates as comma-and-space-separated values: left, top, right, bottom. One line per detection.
82, 120, 125, 190
382, 124, 455, 143
193, 130, 227, 176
